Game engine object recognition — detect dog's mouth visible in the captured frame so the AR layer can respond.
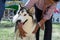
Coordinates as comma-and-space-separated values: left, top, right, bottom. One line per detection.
16, 19, 28, 25
23, 19, 28, 25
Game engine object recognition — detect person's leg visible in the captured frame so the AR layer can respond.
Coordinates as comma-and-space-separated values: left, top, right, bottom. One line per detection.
44, 17, 52, 40
35, 28, 40, 40
0, 0, 5, 21
34, 5, 43, 40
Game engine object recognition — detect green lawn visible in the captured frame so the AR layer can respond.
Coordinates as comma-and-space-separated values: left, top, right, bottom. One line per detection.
0, 23, 60, 40
40, 24, 60, 40
52, 24, 60, 40
0, 27, 15, 40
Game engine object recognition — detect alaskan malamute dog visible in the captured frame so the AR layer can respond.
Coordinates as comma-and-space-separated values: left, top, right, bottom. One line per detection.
13, 4, 36, 40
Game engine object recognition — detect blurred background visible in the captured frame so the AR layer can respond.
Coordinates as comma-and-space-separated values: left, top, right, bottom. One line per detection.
0, 0, 60, 40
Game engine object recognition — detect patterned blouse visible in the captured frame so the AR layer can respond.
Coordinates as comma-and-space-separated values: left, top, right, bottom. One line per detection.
25, 0, 56, 20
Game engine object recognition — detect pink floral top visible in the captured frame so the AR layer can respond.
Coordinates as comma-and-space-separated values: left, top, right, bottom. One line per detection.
25, 0, 56, 20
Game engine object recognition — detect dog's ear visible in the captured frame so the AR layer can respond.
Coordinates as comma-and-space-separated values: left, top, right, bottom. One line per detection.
19, 3, 22, 8
19, 3, 24, 8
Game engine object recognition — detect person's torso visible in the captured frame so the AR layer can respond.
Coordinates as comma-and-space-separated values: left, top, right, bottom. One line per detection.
35, 0, 44, 10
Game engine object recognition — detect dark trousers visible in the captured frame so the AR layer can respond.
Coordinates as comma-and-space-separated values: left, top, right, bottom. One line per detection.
34, 5, 52, 40
0, 0, 5, 20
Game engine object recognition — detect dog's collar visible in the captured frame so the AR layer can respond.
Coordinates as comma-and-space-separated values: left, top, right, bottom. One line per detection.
23, 19, 28, 25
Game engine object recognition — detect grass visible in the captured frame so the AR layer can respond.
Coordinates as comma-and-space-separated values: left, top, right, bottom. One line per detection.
0, 21, 60, 40
0, 27, 15, 40
40, 24, 60, 40
0, 21, 15, 40
52, 24, 60, 40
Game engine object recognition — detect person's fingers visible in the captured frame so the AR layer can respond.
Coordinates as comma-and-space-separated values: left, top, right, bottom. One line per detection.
19, 29, 27, 38
32, 28, 37, 33
20, 28, 27, 34
38, 21, 45, 30
22, 30, 27, 37
38, 22, 41, 26
17, 22, 27, 37
23, 30, 27, 34
19, 32, 26, 39
20, 32, 26, 37
32, 31, 35, 33
40, 24, 45, 30
19, 33, 23, 39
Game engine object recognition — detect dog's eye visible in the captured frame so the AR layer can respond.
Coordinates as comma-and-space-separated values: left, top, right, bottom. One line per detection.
19, 14, 21, 15
24, 14, 27, 16
21, 10, 24, 13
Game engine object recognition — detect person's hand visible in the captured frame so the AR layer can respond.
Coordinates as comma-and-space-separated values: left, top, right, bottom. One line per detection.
17, 22, 27, 39
38, 22, 45, 30
32, 24, 39, 34
38, 18, 46, 30
40, 24, 45, 30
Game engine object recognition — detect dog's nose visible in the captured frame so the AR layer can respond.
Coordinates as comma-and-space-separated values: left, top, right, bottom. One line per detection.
18, 20, 21, 22
16, 20, 21, 23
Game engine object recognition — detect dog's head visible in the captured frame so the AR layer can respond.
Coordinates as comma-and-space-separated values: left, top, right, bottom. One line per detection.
16, 4, 33, 25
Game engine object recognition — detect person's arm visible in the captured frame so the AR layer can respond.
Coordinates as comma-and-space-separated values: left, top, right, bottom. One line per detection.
38, 5, 55, 27
24, 0, 38, 9
17, 22, 27, 39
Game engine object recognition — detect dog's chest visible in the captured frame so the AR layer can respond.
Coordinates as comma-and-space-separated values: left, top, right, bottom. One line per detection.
22, 17, 35, 33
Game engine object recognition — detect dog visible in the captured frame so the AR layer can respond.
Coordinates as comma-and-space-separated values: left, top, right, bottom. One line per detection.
13, 4, 37, 40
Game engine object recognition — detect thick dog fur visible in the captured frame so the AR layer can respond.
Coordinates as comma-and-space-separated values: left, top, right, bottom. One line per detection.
13, 4, 36, 40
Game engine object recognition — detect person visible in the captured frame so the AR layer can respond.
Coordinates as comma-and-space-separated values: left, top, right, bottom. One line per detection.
0, 0, 6, 21
18, 0, 60, 40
